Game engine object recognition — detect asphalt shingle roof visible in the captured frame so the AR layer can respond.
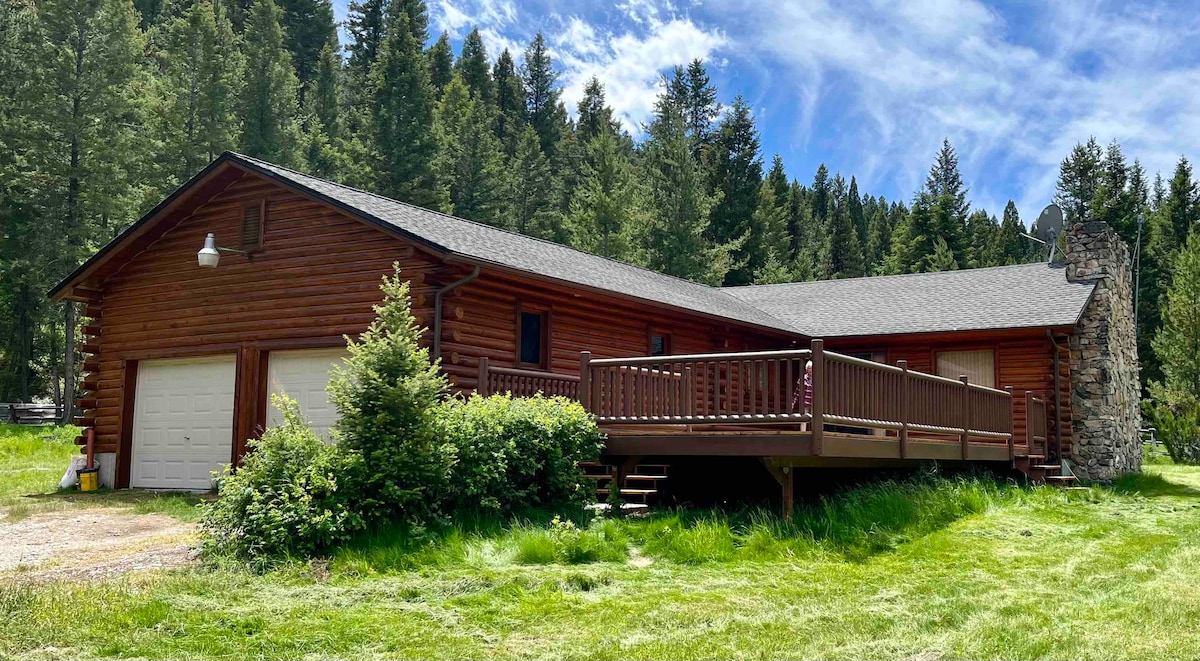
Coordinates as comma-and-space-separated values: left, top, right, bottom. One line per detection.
724, 262, 1096, 338
226, 154, 1098, 339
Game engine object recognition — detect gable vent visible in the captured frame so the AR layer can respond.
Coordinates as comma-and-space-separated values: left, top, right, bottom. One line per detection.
240, 201, 264, 251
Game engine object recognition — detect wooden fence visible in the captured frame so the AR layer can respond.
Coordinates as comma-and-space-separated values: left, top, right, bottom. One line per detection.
476, 357, 580, 400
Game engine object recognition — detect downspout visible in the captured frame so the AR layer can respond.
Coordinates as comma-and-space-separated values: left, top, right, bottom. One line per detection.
433, 265, 481, 362
1047, 330, 1063, 461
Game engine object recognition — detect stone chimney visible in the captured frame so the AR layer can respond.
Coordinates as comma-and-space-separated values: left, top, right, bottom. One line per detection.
1064, 221, 1141, 481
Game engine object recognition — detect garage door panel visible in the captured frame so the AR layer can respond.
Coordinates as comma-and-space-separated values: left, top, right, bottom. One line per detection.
132, 356, 235, 490
268, 348, 348, 441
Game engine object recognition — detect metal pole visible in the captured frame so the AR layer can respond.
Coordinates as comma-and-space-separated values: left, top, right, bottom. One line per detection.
1133, 212, 1144, 335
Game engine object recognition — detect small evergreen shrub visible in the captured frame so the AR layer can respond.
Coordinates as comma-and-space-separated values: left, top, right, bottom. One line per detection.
328, 266, 455, 527
200, 396, 366, 564
1148, 402, 1200, 464
438, 393, 603, 515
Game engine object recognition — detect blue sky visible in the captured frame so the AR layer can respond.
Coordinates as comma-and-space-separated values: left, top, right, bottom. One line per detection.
333, 0, 1200, 225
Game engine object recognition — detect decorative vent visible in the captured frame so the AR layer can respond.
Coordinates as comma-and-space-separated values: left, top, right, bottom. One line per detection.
240, 201, 264, 251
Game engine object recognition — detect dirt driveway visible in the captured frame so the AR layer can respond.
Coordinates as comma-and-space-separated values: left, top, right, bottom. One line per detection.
0, 508, 197, 581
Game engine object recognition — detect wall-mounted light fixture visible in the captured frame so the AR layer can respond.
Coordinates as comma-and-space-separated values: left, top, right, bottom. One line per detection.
197, 233, 247, 268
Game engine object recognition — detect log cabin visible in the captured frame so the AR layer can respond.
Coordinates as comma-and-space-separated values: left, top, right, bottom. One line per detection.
49, 153, 1142, 507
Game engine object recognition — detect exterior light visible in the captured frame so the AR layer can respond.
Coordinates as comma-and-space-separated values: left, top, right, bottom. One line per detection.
197, 233, 248, 268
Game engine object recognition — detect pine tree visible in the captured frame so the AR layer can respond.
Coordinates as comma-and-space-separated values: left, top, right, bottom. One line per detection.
344, 0, 385, 114
748, 179, 788, 279
156, 0, 244, 183
492, 49, 525, 155
521, 33, 564, 159
847, 176, 866, 246
433, 75, 505, 225
504, 126, 562, 240
683, 58, 718, 158
1152, 229, 1200, 403
276, 0, 335, 100
811, 163, 831, 226
427, 31, 454, 99
639, 91, 729, 285
576, 77, 618, 143
311, 38, 340, 139
994, 201, 1027, 265
239, 0, 302, 165
708, 96, 763, 285
864, 204, 891, 273
894, 139, 969, 272
766, 155, 789, 209
1055, 137, 1103, 224
370, 0, 446, 209
1162, 157, 1199, 247
822, 174, 865, 278
455, 27, 493, 107
964, 209, 999, 268
928, 237, 958, 272
567, 130, 644, 260
1091, 140, 1135, 241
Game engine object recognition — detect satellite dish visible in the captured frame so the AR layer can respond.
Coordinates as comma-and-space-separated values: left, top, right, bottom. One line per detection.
1035, 204, 1064, 262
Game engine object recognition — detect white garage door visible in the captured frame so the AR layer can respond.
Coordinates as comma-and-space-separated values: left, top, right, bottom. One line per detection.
132, 356, 236, 490
267, 348, 348, 441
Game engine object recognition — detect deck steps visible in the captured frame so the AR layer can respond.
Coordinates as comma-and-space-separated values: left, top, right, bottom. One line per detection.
580, 462, 669, 505
1015, 453, 1079, 486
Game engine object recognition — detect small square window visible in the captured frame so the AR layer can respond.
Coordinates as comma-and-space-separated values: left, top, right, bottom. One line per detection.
519, 310, 547, 367
650, 333, 670, 356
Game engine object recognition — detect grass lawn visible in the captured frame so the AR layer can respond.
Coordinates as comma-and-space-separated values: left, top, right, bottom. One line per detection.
3, 425, 1200, 659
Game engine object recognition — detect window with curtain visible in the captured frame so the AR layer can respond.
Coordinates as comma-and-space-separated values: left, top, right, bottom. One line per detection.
936, 349, 996, 387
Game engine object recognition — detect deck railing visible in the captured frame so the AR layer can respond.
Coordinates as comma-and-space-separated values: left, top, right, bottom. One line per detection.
581, 339, 1020, 457
476, 357, 580, 399
1026, 392, 1049, 457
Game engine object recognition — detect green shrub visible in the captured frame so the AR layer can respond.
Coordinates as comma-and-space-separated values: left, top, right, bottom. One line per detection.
327, 266, 454, 527
200, 396, 366, 565
438, 393, 603, 515
1148, 402, 1200, 465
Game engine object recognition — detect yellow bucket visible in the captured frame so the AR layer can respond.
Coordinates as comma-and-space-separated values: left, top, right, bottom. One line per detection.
78, 467, 99, 492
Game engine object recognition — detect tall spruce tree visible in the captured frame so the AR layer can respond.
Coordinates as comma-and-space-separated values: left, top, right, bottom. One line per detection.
1152, 229, 1200, 404
492, 49, 526, 156
433, 75, 505, 225
521, 33, 564, 159
1162, 157, 1199, 247
708, 96, 763, 285
1055, 137, 1103, 224
766, 155, 789, 209
276, 0, 335, 100
811, 163, 831, 226
311, 38, 340, 139
567, 130, 644, 261
455, 27, 494, 107
156, 0, 244, 183
683, 58, 718, 159
639, 90, 729, 285
428, 31, 455, 99
576, 77, 618, 143
864, 204, 891, 273
748, 179, 789, 282
822, 173, 865, 278
504, 126, 562, 240
848, 176, 867, 245
370, 0, 446, 209
994, 201, 1027, 265
239, 0, 302, 165
964, 209, 999, 268
344, 0, 385, 115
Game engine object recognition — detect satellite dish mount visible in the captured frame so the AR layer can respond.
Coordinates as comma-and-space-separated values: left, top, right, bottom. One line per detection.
1030, 204, 1064, 263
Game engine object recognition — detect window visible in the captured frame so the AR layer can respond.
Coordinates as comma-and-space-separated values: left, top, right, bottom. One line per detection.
936, 349, 996, 387
518, 310, 548, 368
240, 201, 265, 251
650, 333, 671, 356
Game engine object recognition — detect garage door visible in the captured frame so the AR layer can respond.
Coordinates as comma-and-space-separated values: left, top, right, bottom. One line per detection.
132, 356, 236, 490
267, 348, 348, 441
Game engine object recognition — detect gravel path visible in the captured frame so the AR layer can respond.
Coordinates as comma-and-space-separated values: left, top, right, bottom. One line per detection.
0, 509, 197, 580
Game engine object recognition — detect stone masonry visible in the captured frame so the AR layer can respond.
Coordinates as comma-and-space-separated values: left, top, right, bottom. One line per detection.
1064, 221, 1142, 481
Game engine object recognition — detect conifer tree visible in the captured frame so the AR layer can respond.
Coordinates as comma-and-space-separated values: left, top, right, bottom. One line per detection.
522, 33, 564, 159
964, 209, 999, 267
708, 96, 763, 285
864, 204, 891, 273
1162, 157, 1199, 248
1055, 137, 1103, 224
748, 179, 788, 280
370, 0, 446, 209
811, 164, 831, 226
567, 130, 644, 260
576, 77, 618, 144
639, 91, 729, 285
344, 0, 385, 114
455, 28, 494, 107
492, 49, 526, 156
766, 155, 789, 209
156, 0, 244, 183
428, 32, 455, 99
993, 201, 1027, 265
310, 38, 340, 140
848, 176, 866, 245
1152, 229, 1200, 403
822, 174, 865, 278
276, 0, 336, 99
1091, 140, 1135, 240
504, 126, 562, 240
683, 58, 718, 158
239, 0, 302, 165
433, 75, 505, 225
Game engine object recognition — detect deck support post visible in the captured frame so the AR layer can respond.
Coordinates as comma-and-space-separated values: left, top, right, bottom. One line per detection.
579, 352, 591, 412
477, 356, 490, 397
810, 339, 824, 456
960, 375, 970, 460
898, 359, 909, 460
760, 459, 794, 519
1005, 386, 1015, 462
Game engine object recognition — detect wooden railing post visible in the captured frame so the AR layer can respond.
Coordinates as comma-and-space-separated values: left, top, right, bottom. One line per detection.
1004, 386, 1014, 462
811, 339, 824, 456
898, 359, 909, 459
579, 352, 591, 412
959, 375, 970, 460
477, 356, 490, 397
1025, 390, 1034, 454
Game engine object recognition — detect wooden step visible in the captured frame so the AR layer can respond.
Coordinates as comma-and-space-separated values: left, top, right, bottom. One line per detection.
624, 474, 669, 481
1023, 454, 1046, 461
581, 474, 612, 480
1031, 464, 1061, 471
596, 488, 658, 496
1044, 475, 1077, 483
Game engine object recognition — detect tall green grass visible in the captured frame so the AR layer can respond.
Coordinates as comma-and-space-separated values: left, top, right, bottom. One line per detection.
324, 471, 1078, 572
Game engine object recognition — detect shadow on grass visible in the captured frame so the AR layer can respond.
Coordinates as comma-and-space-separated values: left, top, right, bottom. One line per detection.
1111, 471, 1200, 498
15, 488, 209, 521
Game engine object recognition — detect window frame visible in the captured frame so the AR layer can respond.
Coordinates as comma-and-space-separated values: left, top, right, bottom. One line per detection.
648, 329, 672, 357
516, 303, 551, 370
934, 346, 999, 388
